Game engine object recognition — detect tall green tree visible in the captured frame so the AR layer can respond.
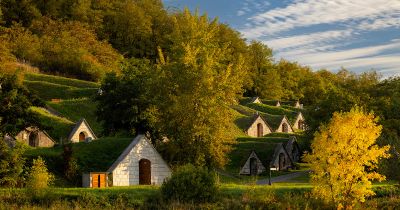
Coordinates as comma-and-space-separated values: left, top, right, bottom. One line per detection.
0, 73, 43, 136
0, 140, 26, 187
96, 58, 158, 136
154, 9, 247, 167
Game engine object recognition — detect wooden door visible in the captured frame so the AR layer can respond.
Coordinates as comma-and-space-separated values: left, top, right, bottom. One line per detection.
139, 159, 151, 185
79, 132, 85, 142
29, 132, 38, 147
257, 123, 263, 137
250, 157, 258, 176
282, 123, 288, 133
91, 173, 106, 188
279, 153, 285, 170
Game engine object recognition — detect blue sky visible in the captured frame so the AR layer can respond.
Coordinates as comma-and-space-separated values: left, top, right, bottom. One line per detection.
163, 0, 400, 78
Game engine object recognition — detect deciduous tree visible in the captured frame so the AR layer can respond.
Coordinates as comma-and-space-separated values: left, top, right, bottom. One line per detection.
304, 107, 389, 208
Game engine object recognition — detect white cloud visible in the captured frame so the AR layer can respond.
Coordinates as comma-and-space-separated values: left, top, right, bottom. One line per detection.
241, 0, 400, 38
237, 0, 400, 76
273, 40, 400, 76
264, 29, 353, 51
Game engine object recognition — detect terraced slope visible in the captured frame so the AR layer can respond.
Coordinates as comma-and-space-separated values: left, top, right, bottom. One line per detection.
23, 73, 102, 141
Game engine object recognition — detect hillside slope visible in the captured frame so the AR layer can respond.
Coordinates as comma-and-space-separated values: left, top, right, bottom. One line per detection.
24, 73, 102, 141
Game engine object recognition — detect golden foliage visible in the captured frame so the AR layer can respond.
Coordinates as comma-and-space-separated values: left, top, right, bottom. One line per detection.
26, 157, 54, 191
304, 107, 390, 208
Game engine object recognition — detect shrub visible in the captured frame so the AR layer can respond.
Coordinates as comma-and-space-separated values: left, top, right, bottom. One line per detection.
26, 157, 54, 191
161, 164, 219, 203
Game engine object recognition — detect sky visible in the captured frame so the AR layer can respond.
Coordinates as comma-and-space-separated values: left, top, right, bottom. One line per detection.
163, 0, 400, 78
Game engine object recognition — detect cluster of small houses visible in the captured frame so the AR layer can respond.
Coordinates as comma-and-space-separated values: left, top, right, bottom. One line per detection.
3, 97, 305, 188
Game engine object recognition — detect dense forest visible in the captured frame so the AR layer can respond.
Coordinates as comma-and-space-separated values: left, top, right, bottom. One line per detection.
0, 0, 399, 178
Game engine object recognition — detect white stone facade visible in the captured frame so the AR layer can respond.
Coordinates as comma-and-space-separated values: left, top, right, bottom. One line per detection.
108, 135, 171, 186
275, 117, 294, 133
246, 116, 272, 137
292, 112, 305, 130
68, 119, 97, 143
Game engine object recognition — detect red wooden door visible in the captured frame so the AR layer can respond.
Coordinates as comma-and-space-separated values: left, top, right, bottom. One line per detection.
139, 159, 151, 185
79, 132, 85, 142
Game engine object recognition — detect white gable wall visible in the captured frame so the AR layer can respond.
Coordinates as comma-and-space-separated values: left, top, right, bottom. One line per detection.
252, 98, 262, 104
292, 113, 305, 130
69, 122, 96, 143
246, 116, 272, 137
111, 138, 171, 186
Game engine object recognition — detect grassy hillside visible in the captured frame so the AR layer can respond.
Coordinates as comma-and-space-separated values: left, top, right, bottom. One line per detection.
226, 137, 290, 174
47, 98, 102, 135
25, 137, 133, 175
30, 107, 74, 142
23, 73, 103, 138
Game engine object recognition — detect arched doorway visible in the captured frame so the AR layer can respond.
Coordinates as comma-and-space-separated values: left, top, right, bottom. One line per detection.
298, 120, 304, 130
79, 132, 86, 142
257, 123, 263, 137
29, 132, 38, 147
139, 159, 151, 185
249, 157, 258, 176
292, 145, 299, 162
282, 123, 289, 133
279, 153, 285, 170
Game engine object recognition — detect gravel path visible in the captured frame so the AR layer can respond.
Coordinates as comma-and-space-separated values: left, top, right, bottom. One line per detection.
256, 170, 310, 185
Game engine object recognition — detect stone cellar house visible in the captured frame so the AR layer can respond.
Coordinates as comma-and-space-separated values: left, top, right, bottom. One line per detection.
244, 114, 273, 137
275, 115, 294, 133
228, 136, 300, 175
15, 127, 55, 147
249, 97, 263, 104
292, 112, 306, 131
68, 118, 97, 143
82, 135, 171, 188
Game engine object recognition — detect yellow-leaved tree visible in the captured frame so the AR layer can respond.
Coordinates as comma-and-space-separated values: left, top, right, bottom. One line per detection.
304, 107, 390, 209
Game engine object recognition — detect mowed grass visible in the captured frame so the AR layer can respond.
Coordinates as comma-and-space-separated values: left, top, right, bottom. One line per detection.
47, 98, 102, 136
30, 106, 74, 142
23, 73, 99, 101
25, 137, 133, 173
24, 73, 99, 88
24, 80, 98, 101
23, 73, 103, 137
245, 102, 298, 122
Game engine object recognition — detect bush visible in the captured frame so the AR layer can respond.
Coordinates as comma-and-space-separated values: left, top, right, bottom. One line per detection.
26, 157, 54, 191
161, 164, 219, 203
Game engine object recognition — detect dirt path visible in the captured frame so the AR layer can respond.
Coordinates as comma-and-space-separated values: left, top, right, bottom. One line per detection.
256, 170, 310, 185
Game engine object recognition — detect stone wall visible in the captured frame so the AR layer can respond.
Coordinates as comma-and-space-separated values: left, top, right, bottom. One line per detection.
270, 145, 292, 171
16, 129, 55, 147
292, 113, 305, 130
111, 137, 171, 186
276, 117, 294, 133
246, 116, 272, 137
240, 151, 267, 175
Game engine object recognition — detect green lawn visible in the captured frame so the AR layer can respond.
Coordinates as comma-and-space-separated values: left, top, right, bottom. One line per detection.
24, 73, 99, 88
25, 137, 133, 173
30, 106, 75, 142
47, 98, 102, 136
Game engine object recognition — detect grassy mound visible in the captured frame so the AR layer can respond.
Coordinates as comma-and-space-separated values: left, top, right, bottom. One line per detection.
226, 137, 290, 174
25, 137, 133, 177
30, 107, 74, 142
23, 73, 99, 101
24, 73, 99, 88
47, 98, 101, 135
